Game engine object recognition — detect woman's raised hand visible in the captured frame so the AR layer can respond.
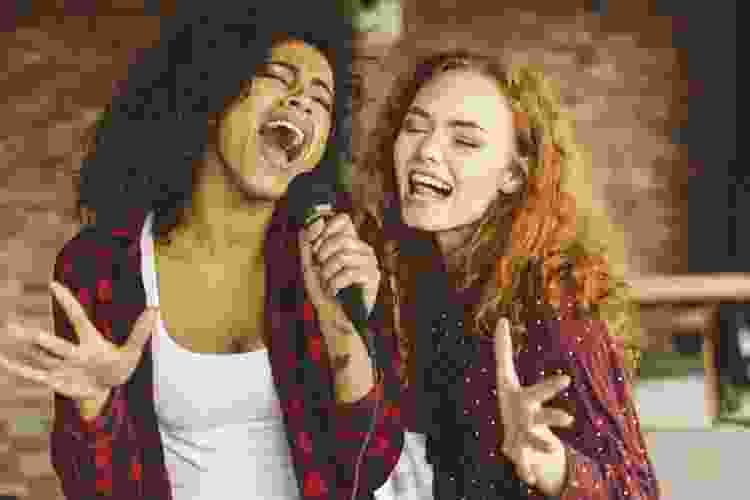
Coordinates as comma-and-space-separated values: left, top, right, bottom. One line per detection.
493, 317, 573, 495
0, 281, 157, 403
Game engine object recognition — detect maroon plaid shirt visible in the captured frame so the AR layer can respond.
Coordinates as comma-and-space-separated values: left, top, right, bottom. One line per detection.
49, 206, 404, 500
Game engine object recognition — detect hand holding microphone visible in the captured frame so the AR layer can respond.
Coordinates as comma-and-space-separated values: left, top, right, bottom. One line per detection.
289, 172, 382, 496
300, 213, 380, 321
288, 170, 380, 359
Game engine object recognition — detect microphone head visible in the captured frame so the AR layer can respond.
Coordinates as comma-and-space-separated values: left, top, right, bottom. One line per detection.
286, 171, 336, 230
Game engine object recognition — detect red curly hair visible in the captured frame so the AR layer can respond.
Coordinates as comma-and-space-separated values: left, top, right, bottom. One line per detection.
356, 50, 641, 385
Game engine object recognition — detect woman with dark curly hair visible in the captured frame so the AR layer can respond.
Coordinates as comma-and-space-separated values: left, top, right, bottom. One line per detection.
0, 4, 403, 499
356, 51, 660, 499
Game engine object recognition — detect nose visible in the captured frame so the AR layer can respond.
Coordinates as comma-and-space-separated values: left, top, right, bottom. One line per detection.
284, 95, 314, 116
416, 130, 442, 165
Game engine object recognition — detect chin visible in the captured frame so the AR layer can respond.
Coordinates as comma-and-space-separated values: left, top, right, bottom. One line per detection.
237, 171, 289, 201
401, 208, 449, 233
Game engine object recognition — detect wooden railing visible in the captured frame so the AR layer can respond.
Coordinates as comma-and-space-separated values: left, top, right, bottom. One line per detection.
628, 273, 750, 420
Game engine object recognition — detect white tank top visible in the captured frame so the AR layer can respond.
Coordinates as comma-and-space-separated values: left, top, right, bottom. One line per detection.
374, 432, 434, 500
139, 212, 300, 499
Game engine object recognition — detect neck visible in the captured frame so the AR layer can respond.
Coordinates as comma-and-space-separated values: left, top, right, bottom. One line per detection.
169, 149, 275, 261
435, 224, 476, 275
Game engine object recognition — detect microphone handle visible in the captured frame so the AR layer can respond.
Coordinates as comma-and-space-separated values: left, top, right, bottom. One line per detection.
336, 285, 374, 359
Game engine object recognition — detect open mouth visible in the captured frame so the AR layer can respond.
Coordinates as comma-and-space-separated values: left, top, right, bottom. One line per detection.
259, 120, 308, 164
408, 171, 453, 199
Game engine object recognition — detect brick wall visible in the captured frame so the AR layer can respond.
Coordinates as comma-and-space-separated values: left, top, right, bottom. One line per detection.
352, 0, 689, 277
1, 12, 161, 499
0, 2, 687, 498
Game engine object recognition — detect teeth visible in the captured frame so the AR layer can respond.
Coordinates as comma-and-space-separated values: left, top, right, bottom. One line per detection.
409, 172, 452, 194
264, 120, 305, 148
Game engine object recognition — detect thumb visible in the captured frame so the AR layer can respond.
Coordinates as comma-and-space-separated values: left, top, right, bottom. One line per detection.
494, 317, 521, 389
299, 219, 326, 300
122, 307, 158, 355
298, 226, 315, 284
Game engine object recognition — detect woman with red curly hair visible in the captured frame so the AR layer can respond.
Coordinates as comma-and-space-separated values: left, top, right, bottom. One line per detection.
357, 51, 660, 499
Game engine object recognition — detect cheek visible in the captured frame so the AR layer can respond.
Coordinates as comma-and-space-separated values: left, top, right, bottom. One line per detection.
219, 116, 247, 165
219, 101, 258, 158
453, 154, 503, 198
464, 150, 504, 184
303, 117, 332, 168
393, 135, 410, 178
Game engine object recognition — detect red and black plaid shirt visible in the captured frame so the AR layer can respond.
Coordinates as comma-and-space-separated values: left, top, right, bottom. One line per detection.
49, 206, 404, 500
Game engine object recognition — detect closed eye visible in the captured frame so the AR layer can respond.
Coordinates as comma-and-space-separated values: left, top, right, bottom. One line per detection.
402, 116, 431, 134
403, 122, 429, 134
313, 97, 333, 114
455, 139, 480, 149
257, 71, 289, 85
258, 66, 331, 114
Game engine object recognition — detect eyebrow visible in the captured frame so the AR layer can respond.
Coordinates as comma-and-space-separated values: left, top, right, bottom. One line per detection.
266, 60, 334, 101
406, 105, 488, 133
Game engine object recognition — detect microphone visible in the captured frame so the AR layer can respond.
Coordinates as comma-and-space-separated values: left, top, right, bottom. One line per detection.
287, 171, 375, 358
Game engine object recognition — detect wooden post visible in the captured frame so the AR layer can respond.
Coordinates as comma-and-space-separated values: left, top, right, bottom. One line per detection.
627, 274, 750, 421
701, 308, 722, 421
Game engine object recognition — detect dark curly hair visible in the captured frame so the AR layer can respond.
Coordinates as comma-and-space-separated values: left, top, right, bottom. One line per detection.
77, 2, 354, 241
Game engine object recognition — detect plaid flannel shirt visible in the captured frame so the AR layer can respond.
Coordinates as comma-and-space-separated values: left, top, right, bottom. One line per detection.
49, 205, 404, 500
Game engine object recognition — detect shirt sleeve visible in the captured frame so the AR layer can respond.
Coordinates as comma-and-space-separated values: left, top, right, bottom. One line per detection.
325, 206, 405, 497
49, 237, 143, 499
529, 316, 661, 500
304, 295, 404, 498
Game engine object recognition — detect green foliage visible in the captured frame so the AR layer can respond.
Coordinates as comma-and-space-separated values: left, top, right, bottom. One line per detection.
95, 108, 111, 130
345, 0, 403, 34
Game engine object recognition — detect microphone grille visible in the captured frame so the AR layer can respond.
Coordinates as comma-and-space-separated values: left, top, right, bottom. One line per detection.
286, 171, 336, 229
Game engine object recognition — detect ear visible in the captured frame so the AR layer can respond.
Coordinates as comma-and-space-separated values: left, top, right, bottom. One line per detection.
499, 158, 527, 194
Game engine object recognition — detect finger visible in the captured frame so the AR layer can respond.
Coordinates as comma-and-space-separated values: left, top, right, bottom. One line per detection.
299, 223, 316, 269
501, 426, 519, 461
49, 281, 96, 343
523, 375, 571, 406
123, 307, 159, 355
315, 233, 373, 265
304, 216, 327, 245
328, 267, 379, 298
25, 344, 67, 371
319, 249, 375, 283
299, 227, 328, 311
312, 213, 357, 252
522, 428, 557, 454
534, 407, 575, 428
515, 446, 537, 485
494, 317, 521, 389
0, 352, 51, 387
32, 329, 79, 360
5, 321, 28, 341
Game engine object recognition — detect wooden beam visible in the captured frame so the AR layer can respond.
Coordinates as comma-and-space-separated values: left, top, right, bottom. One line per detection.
627, 274, 750, 304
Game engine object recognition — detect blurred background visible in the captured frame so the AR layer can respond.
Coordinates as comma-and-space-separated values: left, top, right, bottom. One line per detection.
0, 0, 739, 499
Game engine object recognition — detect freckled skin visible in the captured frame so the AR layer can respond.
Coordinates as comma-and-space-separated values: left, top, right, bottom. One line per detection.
393, 69, 517, 256
154, 40, 334, 354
